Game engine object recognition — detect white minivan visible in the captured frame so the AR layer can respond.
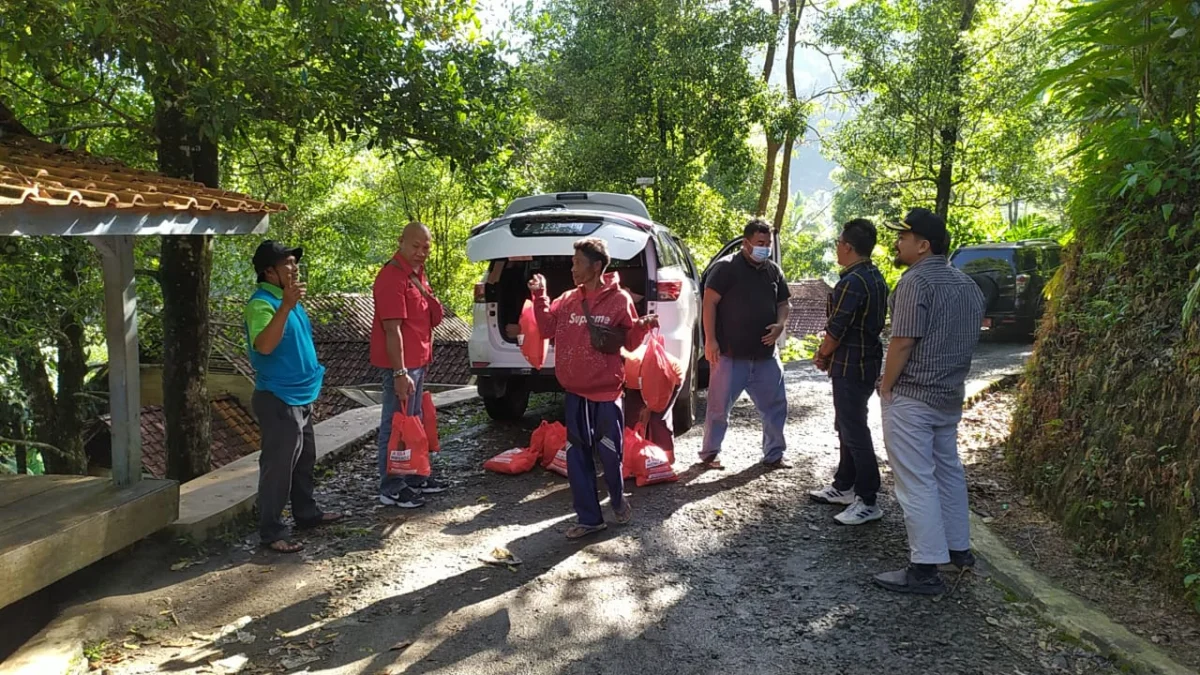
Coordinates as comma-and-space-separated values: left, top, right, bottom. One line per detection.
466, 192, 706, 432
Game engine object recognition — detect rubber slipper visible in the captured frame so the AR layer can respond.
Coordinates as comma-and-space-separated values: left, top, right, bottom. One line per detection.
566, 523, 607, 540
263, 539, 304, 554
613, 499, 632, 525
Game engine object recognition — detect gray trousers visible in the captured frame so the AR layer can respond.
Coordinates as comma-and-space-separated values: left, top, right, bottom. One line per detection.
881, 393, 970, 565
253, 390, 322, 543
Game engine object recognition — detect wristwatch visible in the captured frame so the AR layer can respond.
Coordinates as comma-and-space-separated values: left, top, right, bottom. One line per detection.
394, 368, 409, 377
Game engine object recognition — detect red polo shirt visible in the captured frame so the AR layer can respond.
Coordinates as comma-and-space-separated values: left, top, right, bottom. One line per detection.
371, 254, 437, 370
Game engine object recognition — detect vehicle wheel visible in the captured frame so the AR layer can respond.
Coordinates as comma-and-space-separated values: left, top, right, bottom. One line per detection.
672, 349, 698, 434
482, 381, 529, 422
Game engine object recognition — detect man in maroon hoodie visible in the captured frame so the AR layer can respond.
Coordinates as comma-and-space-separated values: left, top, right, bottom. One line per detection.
530, 237, 657, 539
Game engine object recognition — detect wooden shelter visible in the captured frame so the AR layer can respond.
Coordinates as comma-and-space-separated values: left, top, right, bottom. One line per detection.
0, 123, 285, 609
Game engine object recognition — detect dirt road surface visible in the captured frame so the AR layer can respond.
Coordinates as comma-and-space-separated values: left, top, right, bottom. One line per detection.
58, 342, 1120, 675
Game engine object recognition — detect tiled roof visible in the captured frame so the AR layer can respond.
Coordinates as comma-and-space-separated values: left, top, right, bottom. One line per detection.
429, 343, 472, 385
789, 279, 832, 304
85, 395, 260, 479
302, 293, 473, 345
318, 340, 382, 388
0, 133, 287, 213
313, 390, 364, 424
787, 302, 828, 339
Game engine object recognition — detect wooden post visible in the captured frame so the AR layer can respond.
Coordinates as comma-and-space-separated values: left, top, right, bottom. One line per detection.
89, 235, 142, 486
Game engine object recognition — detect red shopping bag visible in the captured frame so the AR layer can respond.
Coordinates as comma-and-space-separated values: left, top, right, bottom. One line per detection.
633, 438, 678, 487
624, 338, 649, 389
484, 447, 540, 475
422, 391, 440, 452
386, 408, 431, 476
519, 300, 547, 370
622, 425, 647, 480
546, 443, 570, 477
642, 331, 682, 414
539, 421, 568, 469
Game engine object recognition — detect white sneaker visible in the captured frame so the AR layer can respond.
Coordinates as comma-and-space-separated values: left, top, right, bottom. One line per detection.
809, 485, 856, 505
834, 497, 883, 525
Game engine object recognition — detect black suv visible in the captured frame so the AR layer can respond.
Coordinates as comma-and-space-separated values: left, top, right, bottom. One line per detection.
950, 239, 1062, 338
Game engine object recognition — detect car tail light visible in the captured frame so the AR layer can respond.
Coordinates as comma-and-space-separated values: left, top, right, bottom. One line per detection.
656, 280, 682, 301
1015, 274, 1029, 295
471, 362, 490, 369
474, 283, 486, 303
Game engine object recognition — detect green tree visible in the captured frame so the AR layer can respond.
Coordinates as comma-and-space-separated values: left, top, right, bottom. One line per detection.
520, 0, 774, 241
2, 0, 521, 479
822, 0, 1067, 238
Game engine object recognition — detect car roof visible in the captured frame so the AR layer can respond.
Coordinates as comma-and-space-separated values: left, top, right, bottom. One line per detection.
954, 239, 1060, 250
503, 192, 652, 220
466, 209, 654, 263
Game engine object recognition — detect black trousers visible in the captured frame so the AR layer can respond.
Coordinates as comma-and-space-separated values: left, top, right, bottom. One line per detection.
831, 376, 881, 506
253, 390, 322, 543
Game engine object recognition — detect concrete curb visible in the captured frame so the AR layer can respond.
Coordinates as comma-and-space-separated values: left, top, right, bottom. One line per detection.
969, 513, 1195, 675
961, 375, 1196, 675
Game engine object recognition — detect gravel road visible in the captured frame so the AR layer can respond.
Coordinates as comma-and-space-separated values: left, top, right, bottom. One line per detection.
79, 341, 1118, 675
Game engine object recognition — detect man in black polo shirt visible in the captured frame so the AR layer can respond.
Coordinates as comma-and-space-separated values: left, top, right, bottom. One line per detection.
810, 218, 889, 525
700, 218, 791, 469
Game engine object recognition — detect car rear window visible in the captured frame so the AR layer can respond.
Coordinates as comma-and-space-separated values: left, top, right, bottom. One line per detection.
951, 249, 1016, 274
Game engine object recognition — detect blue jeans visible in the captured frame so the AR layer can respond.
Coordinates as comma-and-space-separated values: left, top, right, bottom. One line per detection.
378, 367, 428, 495
701, 355, 787, 463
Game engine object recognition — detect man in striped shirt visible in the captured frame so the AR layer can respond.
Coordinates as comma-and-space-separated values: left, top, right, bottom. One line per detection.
874, 208, 985, 595
810, 219, 889, 526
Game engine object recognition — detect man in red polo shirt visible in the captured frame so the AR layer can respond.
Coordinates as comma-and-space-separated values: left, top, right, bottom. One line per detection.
371, 221, 446, 508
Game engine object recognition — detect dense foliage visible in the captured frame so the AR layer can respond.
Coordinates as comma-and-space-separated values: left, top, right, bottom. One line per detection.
1008, 0, 1200, 609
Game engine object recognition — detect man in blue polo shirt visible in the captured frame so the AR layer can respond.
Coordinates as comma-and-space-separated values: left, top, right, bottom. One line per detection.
245, 241, 342, 553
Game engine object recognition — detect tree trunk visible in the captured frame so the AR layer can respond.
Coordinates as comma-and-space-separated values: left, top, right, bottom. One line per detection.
934, 0, 979, 221
755, 0, 783, 218
16, 349, 63, 472
155, 86, 216, 482
50, 239, 91, 475
772, 0, 804, 233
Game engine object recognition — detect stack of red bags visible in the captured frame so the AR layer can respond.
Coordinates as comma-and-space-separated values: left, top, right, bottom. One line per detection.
622, 424, 678, 487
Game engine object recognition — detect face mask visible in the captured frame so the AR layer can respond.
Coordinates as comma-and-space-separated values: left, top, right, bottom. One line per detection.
751, 246, 772, 262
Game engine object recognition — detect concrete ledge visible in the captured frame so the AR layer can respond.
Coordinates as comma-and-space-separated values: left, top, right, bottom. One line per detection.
168, 388, 478, 542
970, 513, 1196, 675
964, 372, 1021, 406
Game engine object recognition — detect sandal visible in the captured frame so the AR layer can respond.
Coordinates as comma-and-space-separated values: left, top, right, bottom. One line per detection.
295, 512, 344, 530
263, 539, 304, 554
613, 499, 632, 525
565, 523, 608, 540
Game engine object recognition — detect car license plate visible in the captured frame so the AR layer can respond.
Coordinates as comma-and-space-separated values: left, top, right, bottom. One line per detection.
982, 317, 993, 329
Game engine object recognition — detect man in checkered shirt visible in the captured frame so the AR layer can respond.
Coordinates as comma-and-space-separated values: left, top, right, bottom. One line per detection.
874, 208, 986, 595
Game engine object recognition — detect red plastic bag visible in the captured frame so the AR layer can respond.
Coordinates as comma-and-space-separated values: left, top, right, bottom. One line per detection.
422, 391, 439, 452
519, 300, 547, 370
642, 331, 682, 413
386, 409, 430, 476
484, 447, 539, 475
633, 438, 677, 487
622, 425, 647, 480
546, 443, 570, 477
539, 422, 568, 469
624, 340, 648, 390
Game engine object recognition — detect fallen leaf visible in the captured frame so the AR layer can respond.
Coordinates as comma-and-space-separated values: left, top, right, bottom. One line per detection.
507, 565, 518, 573
985, 616, 1001, 627
279, 653, 321, 669
713, 509, 725, 517
122, 642, 140, 650
477, 495, 491, 503
170, 560, 191, 572
389, 641, 413, 652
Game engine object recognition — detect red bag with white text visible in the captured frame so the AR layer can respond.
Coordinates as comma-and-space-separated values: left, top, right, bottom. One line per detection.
546, 443, 570, 477
642, 330, 681, 414
519, 300, 547, 370
539, 422, 569, 469
631, 431, 678, 487
484, 447, 539, 475
386, 408, 431, 476
422, 391, 440, 452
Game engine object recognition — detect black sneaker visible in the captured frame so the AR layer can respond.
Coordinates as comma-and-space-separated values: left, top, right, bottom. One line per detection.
939, 549, 977, 573
415, 477, 448, 494
873, 565, 946, 595
379, 487, 426, 508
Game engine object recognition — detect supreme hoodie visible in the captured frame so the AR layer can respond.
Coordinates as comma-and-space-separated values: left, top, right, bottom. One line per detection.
531, 272, 647, 402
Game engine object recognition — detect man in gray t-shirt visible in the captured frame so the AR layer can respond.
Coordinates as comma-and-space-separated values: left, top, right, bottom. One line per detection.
874, 208, 985, 595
